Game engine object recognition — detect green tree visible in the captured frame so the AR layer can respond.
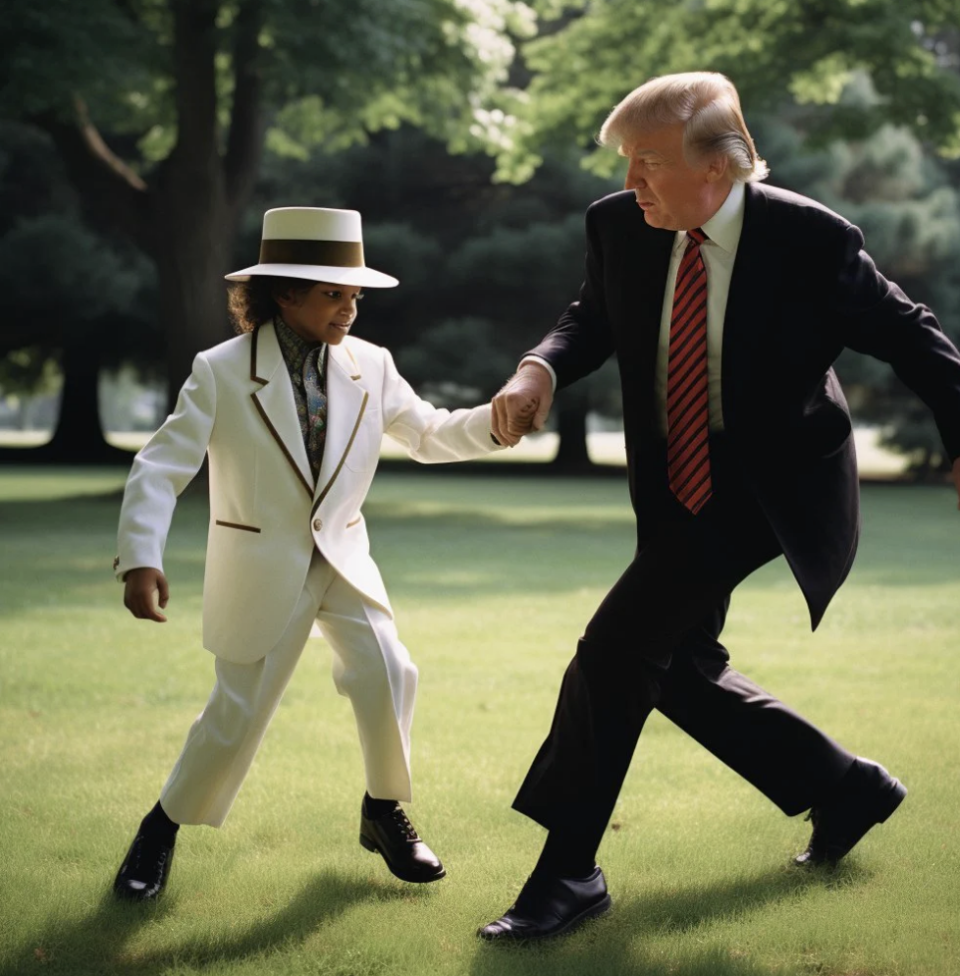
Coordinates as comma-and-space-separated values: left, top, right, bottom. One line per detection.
486, 1, 960, 471
759, 108, 960, 474
0, 120, 159, 461
497, 0, 960, 181
245, 125, 622, 469
0, 0, 534, 421
0, 212, 157, 461
441, 211, 612, 468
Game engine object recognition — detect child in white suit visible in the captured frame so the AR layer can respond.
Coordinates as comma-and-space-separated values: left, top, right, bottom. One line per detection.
112, 207, 503, 901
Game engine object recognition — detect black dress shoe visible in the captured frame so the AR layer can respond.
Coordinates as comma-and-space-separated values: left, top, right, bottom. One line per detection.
359, 804, 446, 883
478, 866, 611, 942
795, 757, 907, 867
113, 830, 176, 901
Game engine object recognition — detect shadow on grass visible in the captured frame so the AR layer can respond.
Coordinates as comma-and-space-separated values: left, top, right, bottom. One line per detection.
0, 490, 642, 618
469, 862, 870, 976
2, 870, 407, 976
3, 480, 956, 622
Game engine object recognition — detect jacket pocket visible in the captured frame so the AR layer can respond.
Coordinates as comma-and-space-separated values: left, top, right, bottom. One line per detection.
215, 519, 262, 534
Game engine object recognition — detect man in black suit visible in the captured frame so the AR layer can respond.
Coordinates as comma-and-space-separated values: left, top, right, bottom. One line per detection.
480, 71, 960, 942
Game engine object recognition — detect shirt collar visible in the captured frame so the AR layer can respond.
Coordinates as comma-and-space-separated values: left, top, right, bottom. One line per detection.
274, 315, 326, 374
674, 180, 745, 255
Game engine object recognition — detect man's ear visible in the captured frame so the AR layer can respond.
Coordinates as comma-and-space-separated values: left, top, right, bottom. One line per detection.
704, 153, 729, 183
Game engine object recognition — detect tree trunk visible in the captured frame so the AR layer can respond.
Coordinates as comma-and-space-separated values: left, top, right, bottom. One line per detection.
0, 335, 130, 465
152, 0, 244, 407
44, 336, 130, 462
153, 173, 237, 409
550, 388, 594, 473
29, 0, 264, 417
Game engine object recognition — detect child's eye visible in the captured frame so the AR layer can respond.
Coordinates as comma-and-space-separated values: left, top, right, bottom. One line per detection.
323, 290, 364, 300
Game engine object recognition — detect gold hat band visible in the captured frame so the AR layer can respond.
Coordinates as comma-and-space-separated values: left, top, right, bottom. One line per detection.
259, 239, 364, 267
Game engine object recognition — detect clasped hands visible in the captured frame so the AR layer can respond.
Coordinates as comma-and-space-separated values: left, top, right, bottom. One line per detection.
491, 362, 554, 447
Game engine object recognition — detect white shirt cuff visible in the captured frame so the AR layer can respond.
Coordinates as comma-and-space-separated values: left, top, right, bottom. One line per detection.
519, 356, 557, 392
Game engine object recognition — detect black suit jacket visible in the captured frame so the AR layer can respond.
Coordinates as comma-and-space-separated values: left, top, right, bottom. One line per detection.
530, 183, 960, 628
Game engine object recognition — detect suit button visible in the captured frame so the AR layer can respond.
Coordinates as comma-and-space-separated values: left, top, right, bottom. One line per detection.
312, 518, 322, 531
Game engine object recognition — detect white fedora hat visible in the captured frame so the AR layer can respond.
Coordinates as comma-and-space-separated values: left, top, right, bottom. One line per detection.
225, 207, 398, 288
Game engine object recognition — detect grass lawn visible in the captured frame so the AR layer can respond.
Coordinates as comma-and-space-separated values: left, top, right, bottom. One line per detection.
0, 466, 958, 976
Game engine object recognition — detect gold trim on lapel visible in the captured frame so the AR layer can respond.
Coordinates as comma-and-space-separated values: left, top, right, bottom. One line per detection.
250, 326, 269, 385
344, 345, 362, 381
251, 395, 314, 498
249, 322, 315, 498
311, 343, 370, 515
312, 391, 369, 515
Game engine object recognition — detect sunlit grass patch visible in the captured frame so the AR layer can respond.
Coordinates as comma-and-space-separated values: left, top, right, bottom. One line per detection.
1, 469, 958, 976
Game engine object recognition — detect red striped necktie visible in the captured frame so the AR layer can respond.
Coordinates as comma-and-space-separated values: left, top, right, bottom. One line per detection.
666, 227, 712, 514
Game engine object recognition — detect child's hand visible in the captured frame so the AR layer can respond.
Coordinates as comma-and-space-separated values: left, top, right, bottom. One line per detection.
123, 567, 170, 622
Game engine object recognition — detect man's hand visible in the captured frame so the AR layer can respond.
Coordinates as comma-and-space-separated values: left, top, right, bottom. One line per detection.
953, 457, 960, 511
123, 567, 170, 622
491, 362, 554, 447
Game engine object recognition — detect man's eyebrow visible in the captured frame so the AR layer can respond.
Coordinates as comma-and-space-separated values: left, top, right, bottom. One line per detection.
619, 146, 666, 159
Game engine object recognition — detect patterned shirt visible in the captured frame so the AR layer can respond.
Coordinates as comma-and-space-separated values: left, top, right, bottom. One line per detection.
273, 315, 328, 481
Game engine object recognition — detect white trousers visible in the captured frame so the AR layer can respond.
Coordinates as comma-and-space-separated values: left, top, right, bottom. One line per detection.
159, 551, 417, 827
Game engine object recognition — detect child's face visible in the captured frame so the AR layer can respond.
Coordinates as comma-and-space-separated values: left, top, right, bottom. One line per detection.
277, 281, 364, 345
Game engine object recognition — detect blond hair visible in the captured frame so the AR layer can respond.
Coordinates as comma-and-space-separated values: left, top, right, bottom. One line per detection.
599, 72, 769, 183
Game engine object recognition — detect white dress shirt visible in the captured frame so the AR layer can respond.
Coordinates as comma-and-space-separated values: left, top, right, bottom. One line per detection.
655, 179, 744, 434
524, 181, 746, 436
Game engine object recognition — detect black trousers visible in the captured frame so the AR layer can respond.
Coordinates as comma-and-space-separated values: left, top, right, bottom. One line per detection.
512, 438, 855, 848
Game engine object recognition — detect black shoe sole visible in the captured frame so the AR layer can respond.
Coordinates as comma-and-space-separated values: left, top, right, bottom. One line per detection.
478, 894, 613, 942
359, 832, 447, 883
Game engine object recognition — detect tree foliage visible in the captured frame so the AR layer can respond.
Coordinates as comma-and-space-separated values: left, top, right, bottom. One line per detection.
0, 0, 535, 460
0, 0, 535, 148
495, 0, 960, 180
760, 107, 960, 473
4, 0, 960, 472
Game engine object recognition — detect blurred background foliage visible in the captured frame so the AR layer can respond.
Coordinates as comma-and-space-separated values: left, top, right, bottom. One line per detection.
1, 0, 959, 472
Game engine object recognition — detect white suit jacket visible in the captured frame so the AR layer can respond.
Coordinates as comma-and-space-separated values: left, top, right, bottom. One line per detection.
115, 322, 502, 663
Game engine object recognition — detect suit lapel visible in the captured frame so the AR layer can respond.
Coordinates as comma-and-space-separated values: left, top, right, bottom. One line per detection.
721, 182, 775, 432
636, 229, 674, 382
312, 342, 369, 512
249, 323, 315, 498
615, 210, 673, 434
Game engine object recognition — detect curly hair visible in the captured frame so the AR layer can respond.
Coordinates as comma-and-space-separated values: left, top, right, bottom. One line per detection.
227, 276, 316, 334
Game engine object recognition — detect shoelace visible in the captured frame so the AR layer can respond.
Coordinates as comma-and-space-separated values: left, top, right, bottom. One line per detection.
126, 836, 171, 879
387, 808, 419, 843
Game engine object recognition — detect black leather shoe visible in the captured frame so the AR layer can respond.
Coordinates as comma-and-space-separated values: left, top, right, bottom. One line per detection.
113, 830, 175, 901
359, 804, 446, 883
795, 757, 907, 867
478, 866, 611, 942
